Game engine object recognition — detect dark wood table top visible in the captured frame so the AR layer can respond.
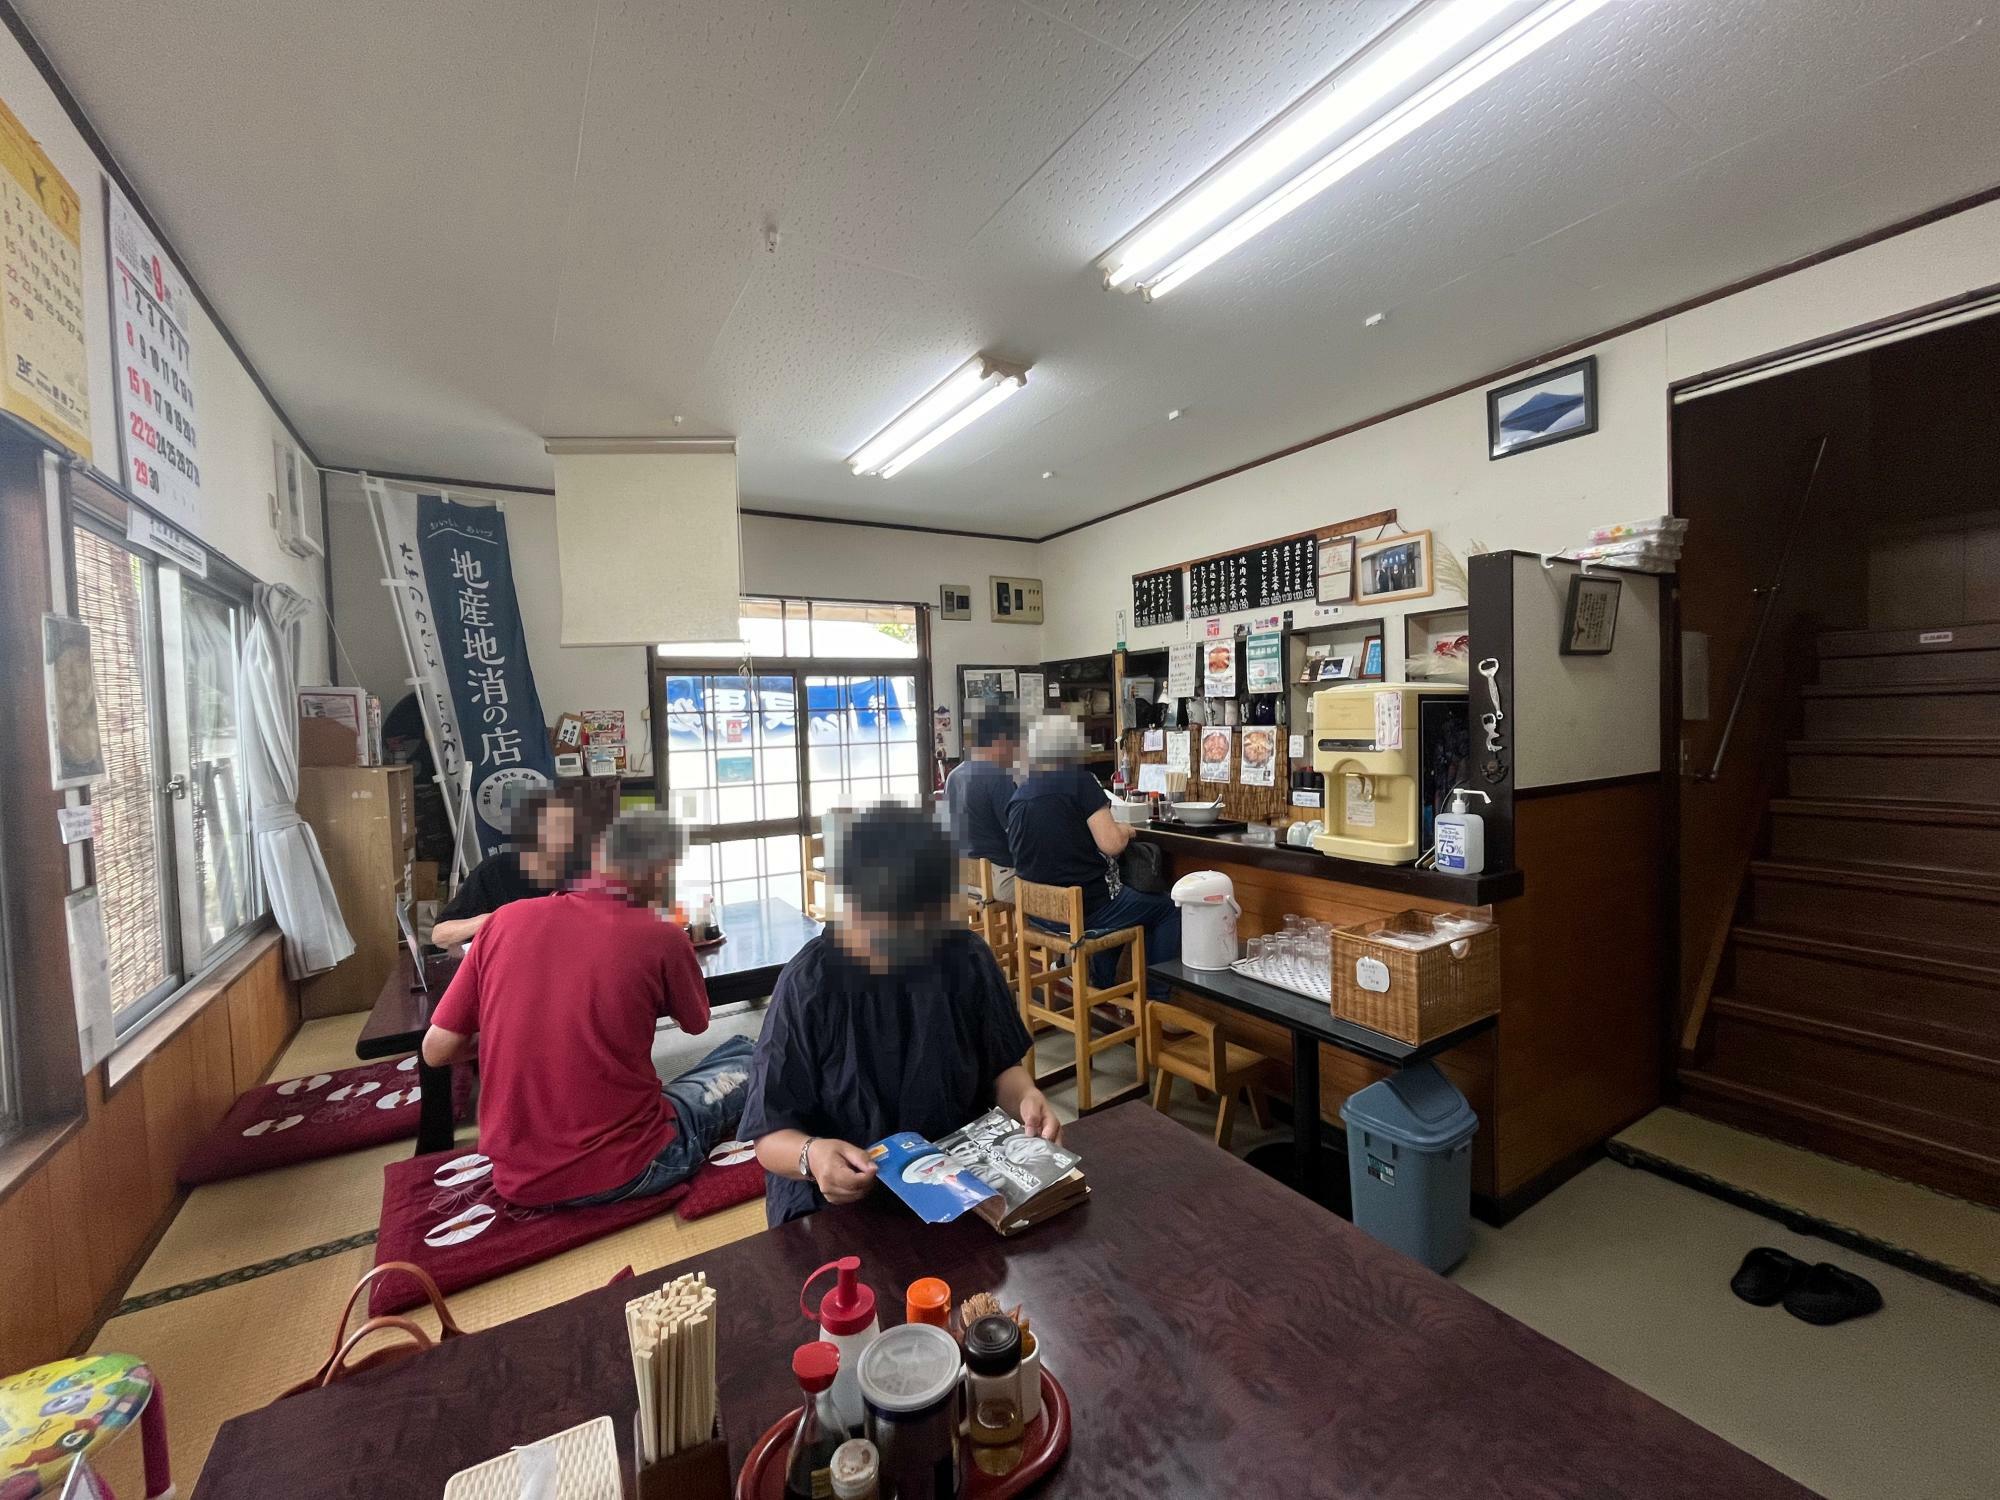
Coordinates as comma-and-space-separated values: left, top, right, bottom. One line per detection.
1134, 824, 1525, 903
355, 897, 820, 1058
1150, 959, 1497, 1064
194, 1104, 1815, 1500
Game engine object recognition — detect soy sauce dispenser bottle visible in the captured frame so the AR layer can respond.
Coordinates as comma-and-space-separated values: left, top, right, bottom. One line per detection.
785, 1343, 845, 1500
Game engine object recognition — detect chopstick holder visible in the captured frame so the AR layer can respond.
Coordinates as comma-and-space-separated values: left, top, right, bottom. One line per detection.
630, 1413, 728, 1500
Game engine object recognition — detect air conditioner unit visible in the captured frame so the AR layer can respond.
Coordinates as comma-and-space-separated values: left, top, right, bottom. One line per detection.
272, 439, 323, 558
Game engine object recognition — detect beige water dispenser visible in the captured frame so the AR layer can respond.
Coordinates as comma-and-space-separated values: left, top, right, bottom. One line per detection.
1310, 683, 1465, 864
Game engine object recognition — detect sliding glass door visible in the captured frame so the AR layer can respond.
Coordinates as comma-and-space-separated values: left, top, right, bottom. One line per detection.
654, 598, 929, 913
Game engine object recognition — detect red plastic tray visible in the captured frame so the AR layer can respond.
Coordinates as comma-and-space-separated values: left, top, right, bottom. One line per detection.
735, 1369, 1070, 1499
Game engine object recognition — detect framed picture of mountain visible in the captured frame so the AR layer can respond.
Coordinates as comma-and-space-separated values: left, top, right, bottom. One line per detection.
1487, 355, 1597, 460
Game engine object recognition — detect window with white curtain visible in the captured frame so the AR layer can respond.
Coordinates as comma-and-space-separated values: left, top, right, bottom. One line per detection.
71, 495, 264, 1038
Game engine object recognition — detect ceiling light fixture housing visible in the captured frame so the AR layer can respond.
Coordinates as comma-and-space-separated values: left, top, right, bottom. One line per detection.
848, 353, 1031, 478
1097, 0, 1609, 301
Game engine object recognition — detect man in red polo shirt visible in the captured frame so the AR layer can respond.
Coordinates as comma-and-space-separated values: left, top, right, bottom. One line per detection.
422, 810, 753, 1208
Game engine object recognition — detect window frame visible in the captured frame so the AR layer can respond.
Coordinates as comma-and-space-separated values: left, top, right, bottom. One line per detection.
66, 469, 267, 1045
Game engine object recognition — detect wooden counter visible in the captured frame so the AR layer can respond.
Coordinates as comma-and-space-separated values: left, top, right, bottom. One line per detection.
1134, 824, 1523, 903
1147, 778, 1666, 1219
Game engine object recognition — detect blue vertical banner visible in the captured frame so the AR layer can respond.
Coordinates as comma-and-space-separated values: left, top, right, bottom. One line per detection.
415, 494, 556, 855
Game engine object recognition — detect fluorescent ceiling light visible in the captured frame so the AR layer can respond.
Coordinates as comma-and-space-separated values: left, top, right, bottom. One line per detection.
1099, 0, 1608, 300
849, 354, 1030, 478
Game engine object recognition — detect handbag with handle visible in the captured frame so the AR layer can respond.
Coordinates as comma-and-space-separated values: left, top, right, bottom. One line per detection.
278, 1260, 467, 1399
1117, 836, 1170, 895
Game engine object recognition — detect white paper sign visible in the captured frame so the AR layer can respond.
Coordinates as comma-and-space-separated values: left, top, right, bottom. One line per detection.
1290, 790, 1322, 809
1137, 764, 1170, 794
126, 506, 207, 577
1165, 643, 1197, 699
1373, 690, 1403, 751
1165, 730, 1191, 774
1199, 727, 1232, 783
65, 887, 115, 1071
1288, 734, 1306, 759
1345, 775, 1377, 828
108, 187, 201, 527
1141, 728, 1164, 751
1018, 671, 1044, 706
57, 804, 96, 844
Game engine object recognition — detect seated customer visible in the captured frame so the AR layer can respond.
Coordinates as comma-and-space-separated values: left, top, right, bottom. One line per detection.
431, 786, 585, 950
1007, 714, 1180, 995
740, 805, 1057, 1226
421, 810, 752, 1208
944, 704, 1021, 898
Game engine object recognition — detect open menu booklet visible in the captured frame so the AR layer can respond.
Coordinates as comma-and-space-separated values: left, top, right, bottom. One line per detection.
869, 1109, 1088, 1235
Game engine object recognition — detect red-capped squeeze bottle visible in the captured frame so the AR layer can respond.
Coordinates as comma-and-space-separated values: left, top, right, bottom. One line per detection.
802, 1256, 878, 1434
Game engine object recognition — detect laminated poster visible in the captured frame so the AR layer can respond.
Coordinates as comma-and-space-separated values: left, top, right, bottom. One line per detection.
1164, 730, 1191, 775
1199, 727, 1232, 783
1239, 727, 1277, 786
1201, 638, 1236, 698
1245, 631, 1283, 694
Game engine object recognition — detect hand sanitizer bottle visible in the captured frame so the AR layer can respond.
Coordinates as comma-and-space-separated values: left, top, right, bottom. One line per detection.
1434, 788, 1491, 876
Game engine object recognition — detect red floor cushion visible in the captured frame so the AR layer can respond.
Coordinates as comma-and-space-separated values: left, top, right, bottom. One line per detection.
370, 1149, 691, 1315
676, 1139, 766, 1221
178, 1056, 474, 1186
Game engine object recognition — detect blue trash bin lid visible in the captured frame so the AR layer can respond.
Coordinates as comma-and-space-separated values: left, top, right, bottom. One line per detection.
1338, 1061, 1478, 1150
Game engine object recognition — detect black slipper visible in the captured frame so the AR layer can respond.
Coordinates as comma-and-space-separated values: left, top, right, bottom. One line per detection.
1783, 1262, 1884, 1326
1730, 1246, 1806, 1306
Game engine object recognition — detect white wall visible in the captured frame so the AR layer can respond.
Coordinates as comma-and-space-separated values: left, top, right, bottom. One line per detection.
0, 35, 327, 679
325, 482, 1044, 764
1041, 199, 2000, 669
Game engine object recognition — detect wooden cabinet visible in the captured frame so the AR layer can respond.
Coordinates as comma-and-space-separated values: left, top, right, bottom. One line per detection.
298, 765, 415, 1018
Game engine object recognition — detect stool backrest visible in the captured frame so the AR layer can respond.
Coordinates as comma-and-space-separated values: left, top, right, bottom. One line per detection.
1013, 877, 1084, 940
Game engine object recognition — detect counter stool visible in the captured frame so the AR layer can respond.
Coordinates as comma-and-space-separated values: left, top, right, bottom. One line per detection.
1146, 1001, 1276, 1149
0, 1353, 172, 1499
1014, 878, 1148, 1113
962, 858, 1018, 987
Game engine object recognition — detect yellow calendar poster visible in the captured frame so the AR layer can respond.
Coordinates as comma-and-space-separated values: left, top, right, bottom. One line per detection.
0, 94, 89, 458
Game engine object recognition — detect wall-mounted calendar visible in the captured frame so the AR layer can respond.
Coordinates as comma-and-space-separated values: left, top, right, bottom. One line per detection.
1131, 566, 1184, 627
0, 96, 89, 457
107, 183, 201, 527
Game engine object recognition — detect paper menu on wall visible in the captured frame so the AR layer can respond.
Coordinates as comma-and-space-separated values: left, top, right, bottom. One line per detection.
1239, 727, 1277, 786
1165, 643, 1197, 699
1201, 638, 1237, 698
1142, 728, 1164, 752
1137, 763, 1170, 794
1164, 730, 1191, 774
1199, 727, 1232, 783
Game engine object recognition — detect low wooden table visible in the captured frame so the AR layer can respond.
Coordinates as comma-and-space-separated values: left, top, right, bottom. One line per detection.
193, 1104, 1817, 1500
1151, 958, 1497, 1205
356, 897, 822, 1152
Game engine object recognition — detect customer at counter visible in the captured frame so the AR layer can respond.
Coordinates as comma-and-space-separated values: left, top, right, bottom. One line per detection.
740, 804, 1057, 1227
944, 703, 1021, 897
431, 786, 586, 950
1007, 715, 1180, 996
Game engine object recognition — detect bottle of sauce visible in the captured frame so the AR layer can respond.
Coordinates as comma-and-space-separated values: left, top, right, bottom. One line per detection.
785, 1343, 844, 1500
801, 1257, 879, 1435
962, 1315, 1024, 1449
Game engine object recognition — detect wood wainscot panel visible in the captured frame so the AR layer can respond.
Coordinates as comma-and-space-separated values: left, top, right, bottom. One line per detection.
1491, 780, 1665, 1199
227, 940, 296, 1089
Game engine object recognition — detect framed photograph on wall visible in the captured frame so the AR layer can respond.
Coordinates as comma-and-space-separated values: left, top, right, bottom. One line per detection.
1561, 574, 1622, 655
1360, 635, 1384, 679
1488, 355, 1598, 460
1355, 530, 1433, 605
43, 614, 104, 789
1315, 535, 1355, 604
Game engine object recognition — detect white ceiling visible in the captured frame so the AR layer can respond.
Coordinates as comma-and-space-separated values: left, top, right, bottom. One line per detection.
20, 0, 2000, 537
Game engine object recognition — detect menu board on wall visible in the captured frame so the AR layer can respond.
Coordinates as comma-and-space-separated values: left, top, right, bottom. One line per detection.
107, 184, 201, 526
0, 97, 89, 456
1188, 552, 1255, 616
1131, 566, 1184, 628
1253, 534, 1316, 605
1165, 642, 1196, 699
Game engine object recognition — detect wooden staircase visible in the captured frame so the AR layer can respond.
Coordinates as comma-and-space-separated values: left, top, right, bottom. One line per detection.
1681, 621, 2000, 1208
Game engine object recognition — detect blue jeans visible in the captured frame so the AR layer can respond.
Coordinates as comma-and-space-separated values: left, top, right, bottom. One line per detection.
559, 1034, 755, 1207
1085, 887, 1180, 999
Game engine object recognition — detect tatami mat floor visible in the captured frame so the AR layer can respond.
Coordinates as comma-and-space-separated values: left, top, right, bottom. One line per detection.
82, 1014, 2000, 1499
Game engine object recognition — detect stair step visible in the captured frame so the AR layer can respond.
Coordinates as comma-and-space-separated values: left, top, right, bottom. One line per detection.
1818, 649, 2000, 686
1748, 860, 2000, 955
1729, 927, 2000, 1050
1817, 621, 2000, 658
1767, 798, 2000, 874
1786, 738, 2000, 802
1678, 1067, 2000, 1209
1800, 680, 2000, 739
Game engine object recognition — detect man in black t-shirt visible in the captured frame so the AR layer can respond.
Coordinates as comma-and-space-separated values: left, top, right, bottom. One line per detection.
431, 788, 583, 950
1007, 715, 1179, 996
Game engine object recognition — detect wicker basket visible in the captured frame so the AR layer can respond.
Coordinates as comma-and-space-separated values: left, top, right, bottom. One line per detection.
1332, 910, 1500, 1043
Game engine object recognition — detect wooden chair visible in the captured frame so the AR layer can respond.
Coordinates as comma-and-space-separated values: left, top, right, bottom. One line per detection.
1013, 878, 1147, 1113
961, 858, 1018, 986
802, 829, 828, 920
1146, 1001, 1275, 1149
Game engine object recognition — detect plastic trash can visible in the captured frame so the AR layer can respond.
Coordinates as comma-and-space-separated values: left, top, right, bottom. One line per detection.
1339, 1061, 1478, 1272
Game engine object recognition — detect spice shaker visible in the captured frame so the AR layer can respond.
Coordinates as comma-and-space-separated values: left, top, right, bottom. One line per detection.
829, 1439, 880, 1500
962, 1315, 1024, 1449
